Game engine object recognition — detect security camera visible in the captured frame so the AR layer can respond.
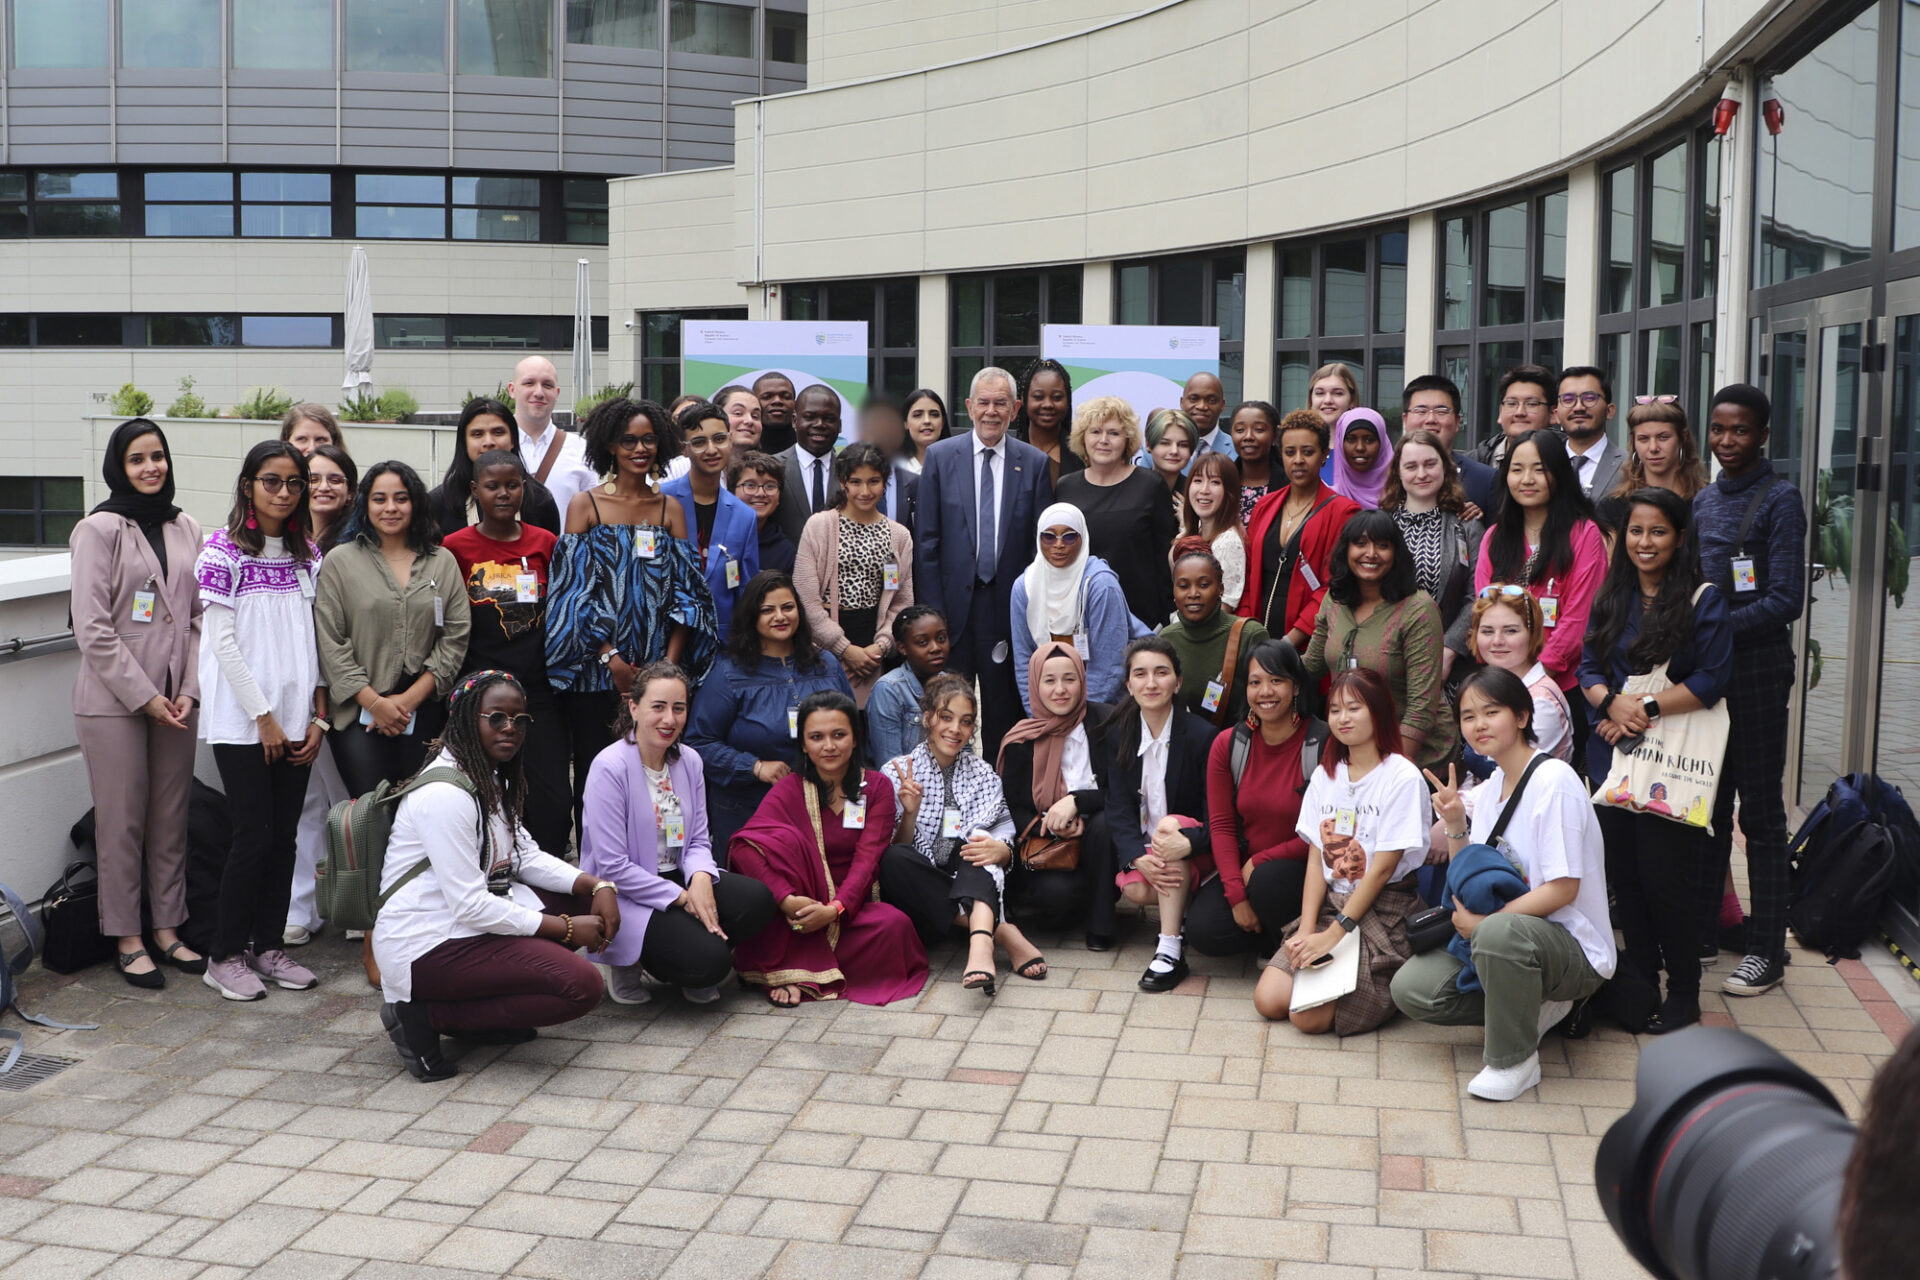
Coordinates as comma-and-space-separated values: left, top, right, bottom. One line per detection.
623, 319, 635, 329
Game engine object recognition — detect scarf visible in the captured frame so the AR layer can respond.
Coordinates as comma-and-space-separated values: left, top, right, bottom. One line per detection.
93, 418, 181, 530
996, 641, 1087, 812
1328, 408, 1394, 510
1022, 502, 1092, 645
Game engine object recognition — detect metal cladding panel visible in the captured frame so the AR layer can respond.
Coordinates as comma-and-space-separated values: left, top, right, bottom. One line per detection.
341, 82, 454, 159
7, 83, 111, 155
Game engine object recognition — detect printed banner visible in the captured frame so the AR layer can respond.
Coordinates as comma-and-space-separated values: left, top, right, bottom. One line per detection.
681, 320, 868, 445
1041, 324, 1219, 424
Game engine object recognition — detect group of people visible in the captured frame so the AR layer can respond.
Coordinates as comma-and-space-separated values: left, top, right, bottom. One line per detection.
69, 348, 1806, 1102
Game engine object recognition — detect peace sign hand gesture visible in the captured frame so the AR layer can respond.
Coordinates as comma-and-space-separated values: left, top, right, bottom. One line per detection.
896, 757, 924, 817
1423, 763, 1466, 834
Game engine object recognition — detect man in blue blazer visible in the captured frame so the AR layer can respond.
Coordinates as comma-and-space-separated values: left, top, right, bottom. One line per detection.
661, 462, 760, 639
914, 366, 1053, 758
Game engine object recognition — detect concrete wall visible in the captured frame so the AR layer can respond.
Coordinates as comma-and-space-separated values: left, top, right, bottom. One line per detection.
0, 554, 94, 902
805, 0, 1158, 86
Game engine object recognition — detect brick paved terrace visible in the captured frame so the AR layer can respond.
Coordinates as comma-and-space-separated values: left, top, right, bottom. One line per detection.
0, 918, 1911, 1280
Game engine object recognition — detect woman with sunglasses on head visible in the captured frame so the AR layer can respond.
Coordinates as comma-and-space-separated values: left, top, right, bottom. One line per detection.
547, 397, 722, 836
71, 419, 206, 987
1463, 587, 1572, 770
194, 442, 328, 1001
1011, 503, 1139, 711
1176, 451, 1248, 610
1239, 409, 1359, 651
581, 661, 778, 1007
429, 398, 563, 537
793, 442, 916, 707
315, 462, 471, 800
1381, 428, 1484, 680
1596, 398, 1706, 533
1254, 667, 1429, 1035
1578, 487, 1731, 1035
899, 388, 949, 475
373, 670, 619, 1081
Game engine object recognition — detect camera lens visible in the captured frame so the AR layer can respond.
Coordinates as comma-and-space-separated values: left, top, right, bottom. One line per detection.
1596, 1026, 1854, 1280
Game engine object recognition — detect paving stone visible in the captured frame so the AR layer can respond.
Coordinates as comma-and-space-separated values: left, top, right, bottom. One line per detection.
938, 1216, 1085, 1265
468, 1190, 619, 1237
766, 1240, 922, 1280
749, 1198, 853, 1242
291, 1211, 453, 1262
178, 1205, 327, 1268
17, 1205, 177, 1252
513, 1237, 679, 1280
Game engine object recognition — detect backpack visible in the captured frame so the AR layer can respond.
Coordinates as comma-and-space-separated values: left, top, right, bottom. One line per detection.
1788, 773, 1920, 960
319, 768, 477, 933
0, 881, 98, 1072
1229, 717, 1330, 790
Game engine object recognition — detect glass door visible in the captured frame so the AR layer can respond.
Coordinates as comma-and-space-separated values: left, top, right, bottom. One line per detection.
1871, 282, 1920, 797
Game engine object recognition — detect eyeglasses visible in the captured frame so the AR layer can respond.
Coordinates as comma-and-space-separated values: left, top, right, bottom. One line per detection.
1499, 398, 1548, 412
1558, 392, 1606, 408
1635, 394, 1679, 405
1478, 584, 1529, 601
736, 480, 779, 496
1404, 405, 1457, 419
480, 712, 534, 731
616, 433, 658, 451
251, 475, 306, 494
1039, 530, 1082, 546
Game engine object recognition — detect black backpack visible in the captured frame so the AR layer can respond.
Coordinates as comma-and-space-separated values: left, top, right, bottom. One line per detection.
1788, 773, 1920, 960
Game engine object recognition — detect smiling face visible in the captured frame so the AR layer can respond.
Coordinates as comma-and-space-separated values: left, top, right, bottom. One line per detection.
801, 708, 856, 777
1397, 440, 1445, 504
1185, 468, 1224, 520
1326, 684, 1376, 749
756, 586, 800, 647
1458, 685, 1526, 760
1151, 422, 1193, 478
905, 396, 945, 451
756, 375, 796, 429
1025, 369, 1070, 437
1346, 532, 1393, 588
682, 413, 731, 480
722, 392, 763, 449
1037, 653, 1082, 716
628, 675, 689, 753
1499, 380, 1552, 438
1039, 523, 1082, 569
899, 614, 950, 679
1311, 376, 1354, 426
511, 357, 558, 430
367, 470, 414, 540
614, 412, 659, 478
1556, 373, 1612, 444
1341, 423, 1381, 473
308, 454, 351, 519
1505, 439, 1550, 510
1279, 426, 1326, 489
1181, 373, 1225, 435
286, 417, 333, 456
123, 431, 168, 495
1126, 650, 1179, 712
1474, 602, 1532, 674
465, 412, 513, 461
1230, 407, 1275, 464
472, 460, 524, 526
1404, 388, 1460, 450
794, 387, 841, 455
1245, 657, 1298, 728
477, 682, 529, 763
922, 693, 978, 764
1083, 416, 1128, 467
249, 454, 303, 527
1172, 557, 1222, 624
1624, 501, 1680, 580
842, 464, 886, 515
735, 466, 781, 520
1631, 419, 1680, 477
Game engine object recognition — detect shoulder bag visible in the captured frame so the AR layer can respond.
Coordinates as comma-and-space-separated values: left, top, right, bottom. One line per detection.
1407, 753, 1549, 953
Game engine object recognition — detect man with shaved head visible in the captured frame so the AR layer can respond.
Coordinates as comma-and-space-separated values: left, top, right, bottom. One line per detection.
512, 356, 597, 515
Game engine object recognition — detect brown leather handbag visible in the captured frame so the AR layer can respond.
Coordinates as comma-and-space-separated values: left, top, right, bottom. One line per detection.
1015, 815, 1081, 873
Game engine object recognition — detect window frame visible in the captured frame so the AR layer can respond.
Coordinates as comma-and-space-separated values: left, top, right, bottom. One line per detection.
0, 476, 83, 548
1273, 224, 1410, 431
1115, 249, 1247, 407
637, 305, 750, 404
781, 277, 920, 402
947, 268, 1084, 431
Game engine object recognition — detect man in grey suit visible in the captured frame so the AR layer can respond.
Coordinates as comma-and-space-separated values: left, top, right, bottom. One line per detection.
775, 384, 845, 545
913, 366, 1053, 758
1556, 365, 1627, 502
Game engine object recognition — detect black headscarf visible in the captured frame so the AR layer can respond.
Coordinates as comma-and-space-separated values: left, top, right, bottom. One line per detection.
92, 418, 181, 576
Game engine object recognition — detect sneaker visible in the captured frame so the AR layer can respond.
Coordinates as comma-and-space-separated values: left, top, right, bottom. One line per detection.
1723, 954, 1785, 997
203, 955, 267, 1002
1468, 1053, 1542, 1102
604, 963, 653, 1005
1138, 952, 1189, 993
282, 925, 314, 947
344, 929, 366, 940
1537, 999, 1574, 1042
681, 985, 722, 1005
246, 949, 318, 991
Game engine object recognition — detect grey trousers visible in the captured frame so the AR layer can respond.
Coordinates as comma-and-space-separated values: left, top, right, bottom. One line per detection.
74, 710, 199, 937
1389, 913, 1606, 1069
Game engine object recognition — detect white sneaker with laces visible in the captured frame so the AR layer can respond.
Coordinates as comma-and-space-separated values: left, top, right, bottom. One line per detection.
1468, 1053, 1542, 1102
604, 963, 652, 1005
1537, 999, 1574, 1042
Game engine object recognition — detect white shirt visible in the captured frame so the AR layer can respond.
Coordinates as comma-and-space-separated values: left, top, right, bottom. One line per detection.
799, 447, 835, 513
1296, 755, 1432, 894
520, 422, 598, 516
194, 533, 320, 746
971, 431, 1006, 560
1138, 712, 1174, 834
1519, 660, 1573, 763
1062, 723, 1096, 792
1467, 754, 1616, 978
1567, 436, 1607, 493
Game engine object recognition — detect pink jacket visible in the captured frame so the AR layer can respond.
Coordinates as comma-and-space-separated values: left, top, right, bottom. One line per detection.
1472, 518, 1606, 691
69, 511, 205, 716
792, 509, 915, 706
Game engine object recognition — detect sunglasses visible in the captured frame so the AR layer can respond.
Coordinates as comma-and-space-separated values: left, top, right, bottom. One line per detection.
251, 475, 306, 495
615, 433, 659, 451
480, 712, 533, 732
1039, 530, 1082, 546
1477, 584, 1529, 601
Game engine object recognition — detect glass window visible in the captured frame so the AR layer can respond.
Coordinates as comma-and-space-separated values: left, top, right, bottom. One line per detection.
146, 172, 231, 202
148, 315, 237, 345
33, 172, 120, 236
233, 0, 334, 70
453, 176, 539, 206
1279, 246, 1311, 340
0, 316, 28, 345
951, 277, 985, 348
1156, 258, 1204, 327
1647, 141, 1686, 307
994, 274, 1040, 348
458, 0, 552, 76
767, 9, 805, 63
1696, 135, 1720, 297
450, 315, 544, 348
1440, 216, 1471, 331
244, 172, 331, 202
1759, 8, 1876, 281
356, 173, 445, 238
122, 0, 220, 69
346, 0, 448, 74
147, 204, 235, 236
883, 278, 916, 350
1213, 251, 1246, 344
1536, 191, 1567, 322
568, 0, 659, 48
564, 178, 610, 244
37, 315, 122, 345
1277, 351, 1311, 410
377, 315, 449, 347
1116, 264, 1150, 325
14, 0, 109, 68
243, 316, 334, 346
1604, 166, 1634, 313
242, 171, 333, 237
0, 476, 84, 547
37, 172, 117, 201
1482, 203, 1526, 326
1322, 239, 1366, 336
0, 174, 23, 238
453, 176, 540, 240
669, 1, 752, 57
1375, 230, 1407, 333
1646, 325, 1682, 398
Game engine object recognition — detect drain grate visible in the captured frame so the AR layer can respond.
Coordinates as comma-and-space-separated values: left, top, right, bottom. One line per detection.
0, 1054, 78, 1092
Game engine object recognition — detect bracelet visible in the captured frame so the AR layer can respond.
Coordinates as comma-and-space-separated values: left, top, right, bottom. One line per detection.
1446, 828, 1470, 840
561, 914, 574, 945
591, 881, 617, 897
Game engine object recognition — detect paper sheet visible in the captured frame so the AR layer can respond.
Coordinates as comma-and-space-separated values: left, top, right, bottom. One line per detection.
1289, 926, 1361, 1012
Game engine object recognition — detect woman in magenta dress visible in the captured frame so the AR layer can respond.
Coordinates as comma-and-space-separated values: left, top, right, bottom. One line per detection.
729, 690, 928, 1006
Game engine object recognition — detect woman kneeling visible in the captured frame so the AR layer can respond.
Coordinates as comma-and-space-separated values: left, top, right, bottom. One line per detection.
1390, 668, 1615, 1102
1254, 667, 1430, 1035
373, 671, 620, 1081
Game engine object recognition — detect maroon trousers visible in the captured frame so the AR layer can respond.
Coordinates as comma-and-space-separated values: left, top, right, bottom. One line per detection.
406, 890, 602, 1032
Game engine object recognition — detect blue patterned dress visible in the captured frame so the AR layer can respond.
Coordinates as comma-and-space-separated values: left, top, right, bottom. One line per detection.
544, 521, 720, 693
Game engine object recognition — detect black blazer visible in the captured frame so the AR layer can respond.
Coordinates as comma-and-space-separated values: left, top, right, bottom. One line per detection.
776, 445, 840, 545
998, 701, 1114, 838
1104, 705, 1217, 871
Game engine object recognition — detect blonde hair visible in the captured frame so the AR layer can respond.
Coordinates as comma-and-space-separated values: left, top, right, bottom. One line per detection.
1310, 362, 1360, 404
1467, 590, 1547, 664
1069, 395, 1142, 463
1144, 407, 1196, 450
1612, 400, 1706, 500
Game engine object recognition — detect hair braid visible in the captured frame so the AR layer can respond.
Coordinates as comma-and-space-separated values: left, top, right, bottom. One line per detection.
416, 670, 527, 841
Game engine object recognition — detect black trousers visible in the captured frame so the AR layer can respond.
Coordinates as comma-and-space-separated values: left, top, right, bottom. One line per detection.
1599, 805, 1713, 999
513, 679, 572, 858
947, 585, 1019, 761
1186, 857, 1311, 957
879, 844, 1003, 945
637, 872, 780, 988
1564, 692, 1592, 784
557, 688, 622, 846
210, 744, 312, 961
329, 696, 443, 797
1004, 813, 1118, 938
1704, 639, 1794, 961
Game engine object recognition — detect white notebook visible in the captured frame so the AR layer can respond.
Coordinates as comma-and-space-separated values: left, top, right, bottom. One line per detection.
1289, 927, 1361, 1012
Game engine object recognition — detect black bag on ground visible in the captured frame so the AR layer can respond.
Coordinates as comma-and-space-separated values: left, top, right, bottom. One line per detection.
39, 858, 112, 975
1788, 773, 1920, 960
181, 779, 232, 958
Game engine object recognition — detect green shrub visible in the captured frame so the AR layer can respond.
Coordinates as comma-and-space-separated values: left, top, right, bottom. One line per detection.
166, 376, 213, 419
377, 388, 419, 420
462, 383, 516, 411
574, 381, 636, 421
109, 383, 153, 417
233, 386, 295, 421
338, 389, 384, 422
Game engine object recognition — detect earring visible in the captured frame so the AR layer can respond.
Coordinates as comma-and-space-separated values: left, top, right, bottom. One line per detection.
244, 502, 257, 531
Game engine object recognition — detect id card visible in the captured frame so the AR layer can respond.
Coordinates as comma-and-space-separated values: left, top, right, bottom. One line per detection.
663, 816, 686, 847
1200, 679, 1226, 713
940, 808, 965, 839
787, 705, 800, 738
725, 559, 741, 589
515, 573, 539, 603
842, 799, 866, 829
635, 527, 659, 559
1300, 561, 1321, 591
1731, 556, 1757, 593
1333, 808, 1357, 838
297, 566, 316, 599
433, 594, 445, 627
1073, 631, 1090, 660
883, 562, 900, 591
131, 590, 156, 624
1539, 595, 1559, 627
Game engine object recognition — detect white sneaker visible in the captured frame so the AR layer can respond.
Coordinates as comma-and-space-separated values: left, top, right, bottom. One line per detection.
1468, 1053, 1542, 1102
282, 925, 313, 947
344, 929, 365, 941
604, 963, 652, 1005
1537, 999, 1574, 1042
682, 985, 722, 1005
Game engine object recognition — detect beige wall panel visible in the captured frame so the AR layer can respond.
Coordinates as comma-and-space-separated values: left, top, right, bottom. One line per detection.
807, 0, 1156, 86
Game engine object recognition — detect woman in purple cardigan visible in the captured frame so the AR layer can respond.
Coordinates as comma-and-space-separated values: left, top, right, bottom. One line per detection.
579, 660, 779, 1005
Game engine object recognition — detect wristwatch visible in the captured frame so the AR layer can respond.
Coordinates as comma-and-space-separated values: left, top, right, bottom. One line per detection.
596, 648, 617, 668
1641, 695, 1662, 721
1333, 913, 1357, 934
310, 715, 330, 732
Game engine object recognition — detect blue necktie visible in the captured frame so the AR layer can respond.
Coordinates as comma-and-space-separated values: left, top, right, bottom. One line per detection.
976, 448, 997, 582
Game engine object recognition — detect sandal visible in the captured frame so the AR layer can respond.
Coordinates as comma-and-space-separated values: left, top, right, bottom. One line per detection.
1013, 955, 1048, 981
159, 940, 206, 976
116, 948, 164, 991
765, 985, 803, 1008
962, 929, 997, 997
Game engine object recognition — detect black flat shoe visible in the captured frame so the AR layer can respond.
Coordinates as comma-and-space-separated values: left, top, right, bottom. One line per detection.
1644, 996, 1701, 1036
1084, 932, 1115, 952
158, 940, 206, 975
1138, 953, 1189, 993
116, 949, 164, 990
381, 1001, 457, 1081
442, 1027, 537, 1045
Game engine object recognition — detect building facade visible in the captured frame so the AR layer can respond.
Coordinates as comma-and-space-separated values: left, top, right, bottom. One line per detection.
604, 0, 1920, 822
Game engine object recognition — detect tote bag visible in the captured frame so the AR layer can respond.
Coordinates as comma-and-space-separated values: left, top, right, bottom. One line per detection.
1591, 587, 1729, 832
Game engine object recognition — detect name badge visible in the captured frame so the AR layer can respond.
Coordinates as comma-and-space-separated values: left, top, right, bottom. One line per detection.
297, 566, 316, 599
1073, 631, 1090, 660
1200, 679, 1226, 713
515, 573, 539, 603
842, 799, 866, 829
725, 559, 741, 589
1731, 556, 1758, 593
787, 705, 800, 738
635, 527, 659, 559
663, 816, 686, 847
940, 808, 965, 839
1539, 595, 1559, 627
883, 562, 901, 591
1300, 561, 1321, 591
1334, 808, 1357, 838
131, 590, 156, 624
433, 595, 445, 627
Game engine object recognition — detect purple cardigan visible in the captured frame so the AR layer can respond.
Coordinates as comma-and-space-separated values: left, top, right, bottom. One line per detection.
578, 737, 722, 969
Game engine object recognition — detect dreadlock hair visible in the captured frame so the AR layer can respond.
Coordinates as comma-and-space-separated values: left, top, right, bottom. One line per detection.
1014, 358, 1073, 442
612, 660, 692, 759
421, 669, 528, 843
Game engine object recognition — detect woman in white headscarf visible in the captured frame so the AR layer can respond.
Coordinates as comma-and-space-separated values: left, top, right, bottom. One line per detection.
1008, 502, 1147, 712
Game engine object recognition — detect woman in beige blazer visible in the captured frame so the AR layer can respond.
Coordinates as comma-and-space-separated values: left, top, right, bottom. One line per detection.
792, 442, 915, 707
69, 419, 206, 988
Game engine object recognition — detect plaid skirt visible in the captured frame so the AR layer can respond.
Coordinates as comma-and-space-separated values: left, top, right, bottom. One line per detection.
1268, 877, 1420, 1036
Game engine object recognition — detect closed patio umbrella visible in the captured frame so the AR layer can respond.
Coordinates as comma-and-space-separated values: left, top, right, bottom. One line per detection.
343, 246, 373, 392
572, 257, 592, 412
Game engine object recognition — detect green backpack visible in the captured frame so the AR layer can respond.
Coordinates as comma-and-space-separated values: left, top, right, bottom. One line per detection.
318, 767, 475, 932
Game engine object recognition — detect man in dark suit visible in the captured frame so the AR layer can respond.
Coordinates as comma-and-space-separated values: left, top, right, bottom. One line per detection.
914, 366, 1053, 758
1556, 366, 1627, 501
1402, 374, 1498, 514
775, 384, 845, 545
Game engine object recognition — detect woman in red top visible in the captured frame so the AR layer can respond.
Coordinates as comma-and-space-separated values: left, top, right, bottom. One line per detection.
1186, 638, 1324, 958
1239, 409, 1360, 649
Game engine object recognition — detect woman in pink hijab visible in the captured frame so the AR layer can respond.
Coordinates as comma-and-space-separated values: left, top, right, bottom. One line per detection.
1328, 407, 1395, 510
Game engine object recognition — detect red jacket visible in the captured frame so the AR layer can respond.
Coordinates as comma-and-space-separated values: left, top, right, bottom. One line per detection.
1237, 482, 1359, 638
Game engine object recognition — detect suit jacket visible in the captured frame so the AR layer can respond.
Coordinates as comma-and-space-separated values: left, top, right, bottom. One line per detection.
1576, 437, 1627, 503
882, 464, 919, 530
70, 510, 206, 716
1103, 705, 1218, 871
577, 738, 722, 970
660, 473, 760, 636
776, 445, 842, 545
913, 431, 1054, 641
1453, 451, 1499, 515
